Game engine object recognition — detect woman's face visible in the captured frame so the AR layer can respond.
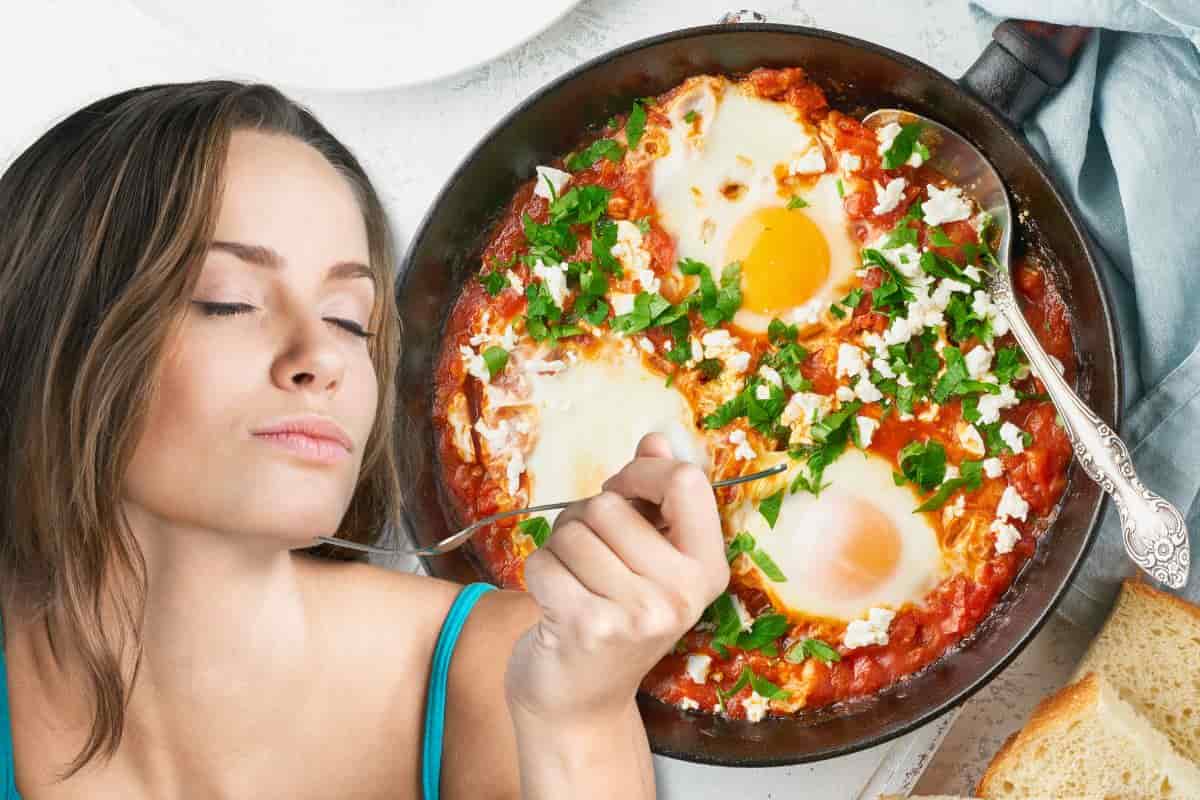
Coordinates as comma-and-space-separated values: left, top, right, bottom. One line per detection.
124, 130, 379, 547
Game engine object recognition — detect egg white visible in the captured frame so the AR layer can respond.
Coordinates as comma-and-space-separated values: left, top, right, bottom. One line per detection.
727, 449, 945, 621
521, 340, 710, 527
648, 81, 860, 335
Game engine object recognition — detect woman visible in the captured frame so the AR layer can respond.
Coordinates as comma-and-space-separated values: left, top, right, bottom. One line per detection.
0, 82, 728, 799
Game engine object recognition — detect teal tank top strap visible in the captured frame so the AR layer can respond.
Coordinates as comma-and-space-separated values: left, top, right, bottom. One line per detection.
421, 582, 495, 800
0, 615, 19, 799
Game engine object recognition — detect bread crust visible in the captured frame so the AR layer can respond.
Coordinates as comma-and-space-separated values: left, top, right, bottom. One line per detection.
976, 673, 1101, 795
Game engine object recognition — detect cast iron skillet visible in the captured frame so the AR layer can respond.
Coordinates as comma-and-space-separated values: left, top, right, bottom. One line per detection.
394, 19, 1121, 765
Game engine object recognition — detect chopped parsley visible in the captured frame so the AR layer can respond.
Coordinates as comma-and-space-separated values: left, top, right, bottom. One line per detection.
767, 318, 798, 346
758, 490, 784, 528
788, 401, 863, 496
548, 184, 609, 225
719, 666, 790, 703
481, 346, 509, 379
928, 225, 955, 248
565, 138, 625, 172
787, 196, 810, 209
896, 439, 947, 491
836, 177, 845, 197
993, 346, 1027, 383
611, 291, 674, 335
696, 357, 723, 380
725, 530, 787, 582
679, 258, 743, 327
684, 109, 698, 124
518, 516, 551, 548
626, 100, 647, 149
880, 122, 929, 170
784, 637, 841, 665
914, 458, 984, 512
478, 269, 509, 297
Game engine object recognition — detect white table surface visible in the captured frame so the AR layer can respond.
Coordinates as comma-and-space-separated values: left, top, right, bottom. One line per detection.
3, 0, 1086, 796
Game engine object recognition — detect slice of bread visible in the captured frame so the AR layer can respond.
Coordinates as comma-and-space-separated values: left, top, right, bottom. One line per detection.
1072, 579, 1200, 764
977, 672, 1200, 798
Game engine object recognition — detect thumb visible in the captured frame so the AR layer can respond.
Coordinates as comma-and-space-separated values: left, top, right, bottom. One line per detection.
634, 430, 674, 459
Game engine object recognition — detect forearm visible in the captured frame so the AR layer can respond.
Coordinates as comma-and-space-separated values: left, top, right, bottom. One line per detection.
508, 699, 655, 800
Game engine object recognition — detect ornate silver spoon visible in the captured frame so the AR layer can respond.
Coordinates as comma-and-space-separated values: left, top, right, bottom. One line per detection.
863, 109, 1189, 589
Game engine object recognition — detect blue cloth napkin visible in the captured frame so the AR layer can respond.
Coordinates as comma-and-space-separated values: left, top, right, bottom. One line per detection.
969, 1, 1200, 628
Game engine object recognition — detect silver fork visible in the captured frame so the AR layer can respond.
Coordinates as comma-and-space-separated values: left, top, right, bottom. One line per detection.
313, 462, 787, 558
863, 109, 1189, 589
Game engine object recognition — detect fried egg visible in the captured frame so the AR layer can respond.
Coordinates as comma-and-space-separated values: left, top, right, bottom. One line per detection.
521, 340, 710, 526
727, 450, 945, 621
647, 79, 860, 336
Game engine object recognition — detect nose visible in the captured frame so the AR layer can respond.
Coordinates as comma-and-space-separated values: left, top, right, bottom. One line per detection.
271, 315, 346, 395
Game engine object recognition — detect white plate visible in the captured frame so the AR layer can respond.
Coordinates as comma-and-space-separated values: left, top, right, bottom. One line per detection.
128, 0, 583, 91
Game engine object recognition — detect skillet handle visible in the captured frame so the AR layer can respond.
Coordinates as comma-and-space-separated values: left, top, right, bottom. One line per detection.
961, 20, 1093, 126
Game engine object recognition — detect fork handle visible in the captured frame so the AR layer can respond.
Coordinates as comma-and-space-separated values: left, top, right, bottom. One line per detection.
993, 285, 1190, 589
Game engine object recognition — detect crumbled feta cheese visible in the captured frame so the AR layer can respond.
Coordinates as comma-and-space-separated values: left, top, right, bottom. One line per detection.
976, 384, 1019, 424
921, 184, 972, 226
839, 151, 862, 173
533, 165, 572, 200
638, 337, 656, 354
459, 344, 491, 382
505, 450, 525, 495
533, 260, 569, 307
991, 519, 1022, 554
730, 593, 754, 631
856, 415, 879, 448
875, 122, 903, 156
872, 358, 896, 379
678, 697, 700, 711
835, 385, 857, 403
789, 143, 825, 175
943, 493, 966, 522
906, 147, 925, 168
610, 291, 637, 316
685, 654, 712, 685
611, 220, 652, 276
962, 265, 983, 283
917, 402, 941, 422
932, 278, 973, 309
701, 329, 734, 355
758, 365, 783, 386
837, 342, 867, 379
983, 457, 1004, 478
861, 331, 888, 357
870, 240, 923, 279
964, 345, 993, 378
997, 484, 1030, 522
785, 300, 822, 327
755, 384, 772, 400
897, 372, 914, 388
689, 336, 703, 364
743, 690, 770, 722
873, 177, 908, 215
729, 429, 757, 461
508, 270, 525, 295
782, 392, 831, 426
635, 267, 660, 294
958, 422, 986, 457
999, 421, 1027, 454
944, 463, 960, 481
844, 607, 895, 649
972, 289, 1011, 338
854, 374, 884, 403
883, 315, 915, 346
726, 351, 752, 373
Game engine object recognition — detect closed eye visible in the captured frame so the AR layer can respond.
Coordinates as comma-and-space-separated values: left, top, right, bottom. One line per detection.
191, 301, 375, 339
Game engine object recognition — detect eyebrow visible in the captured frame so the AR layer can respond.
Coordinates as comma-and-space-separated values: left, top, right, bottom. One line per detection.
210, 240, 376, 285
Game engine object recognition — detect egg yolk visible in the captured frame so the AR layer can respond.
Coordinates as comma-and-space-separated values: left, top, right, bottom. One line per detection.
810, 496, 902, 597
725, 205, 830, 313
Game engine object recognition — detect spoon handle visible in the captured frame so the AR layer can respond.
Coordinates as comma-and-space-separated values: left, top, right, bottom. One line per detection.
993, 280, 1190, 589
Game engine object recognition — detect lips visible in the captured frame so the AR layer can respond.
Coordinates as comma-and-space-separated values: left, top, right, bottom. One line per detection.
251, 415, 354, 461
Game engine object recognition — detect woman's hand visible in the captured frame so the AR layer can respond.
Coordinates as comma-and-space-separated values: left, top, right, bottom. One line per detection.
504, 431, 729, 722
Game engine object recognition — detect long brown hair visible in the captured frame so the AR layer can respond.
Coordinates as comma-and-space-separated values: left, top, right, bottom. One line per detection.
0, 81, 404, 777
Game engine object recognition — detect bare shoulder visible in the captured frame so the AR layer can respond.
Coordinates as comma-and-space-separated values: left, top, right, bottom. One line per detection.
443, 588, 541, 800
